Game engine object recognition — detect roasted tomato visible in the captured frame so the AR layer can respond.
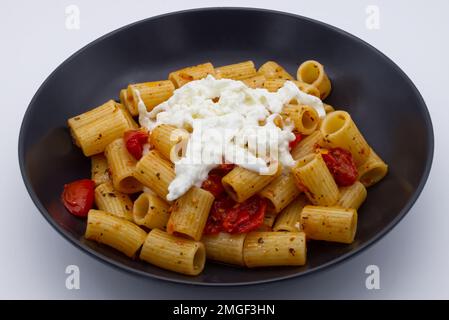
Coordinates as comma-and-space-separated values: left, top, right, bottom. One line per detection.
201, 174, 225, 198
322, 147, 358, 186
204, 195, 267, 234
123, 130, 149, 160
61, 179, 95, 217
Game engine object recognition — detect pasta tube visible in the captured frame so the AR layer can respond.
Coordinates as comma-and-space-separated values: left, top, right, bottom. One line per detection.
117, 103, 138, 129
337, 181, 367, 210
91, 154, 110, 186
127, 80, 175, 115
320, 111, 371, 165
222, 165, 282, 203
297, 60, 332, 100
241, 74, 266, 88
292, 153, 339, 206
68, 100, 131, 156
94, 182, 134, 221
104, 138, 142, 194
358, 148, 388, 187
167, 187, 214, 241
273, 194, 308, 232
259, 173, 301, 213
85, 209, 146, 257
140, 229, 206, 276
150, 124, 190, 162
169, 62, 215, 88
133, 150, 175, 200
215, 61, 257, 80
133, 192, 170, 230
282, 104, 320, 135
202, 233, 246, 266
291, 130, 324, 160
258, 61, 294, 80
300, 205, 357, 244
243, 231, 306, 267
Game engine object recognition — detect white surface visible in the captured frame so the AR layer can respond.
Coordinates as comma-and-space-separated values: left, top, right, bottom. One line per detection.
1, 0, 448, 299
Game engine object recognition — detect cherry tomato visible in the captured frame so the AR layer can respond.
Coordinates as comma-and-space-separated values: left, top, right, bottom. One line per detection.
289, 132, 303, 150
123, 130, 149, 160
204, 195, 267, 234
61, 179, 95, 217
322, 147, 358, 186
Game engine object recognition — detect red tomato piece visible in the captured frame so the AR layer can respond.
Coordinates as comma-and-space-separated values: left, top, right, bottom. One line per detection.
123, 130, 149, 160
61, 179, 95, 217
289, 132, 303, 150
322, 147, 358, 186
201, 174, 225, 197
203, 195, 267, 234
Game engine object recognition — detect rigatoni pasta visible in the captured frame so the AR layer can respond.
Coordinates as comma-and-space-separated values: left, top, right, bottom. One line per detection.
357, 148, 388, 187
169, 62, 215, 88
133, 192, 170, 229
292, 153, 340, 206
202, 233, 246, 266
167, 187, 214, 241
222, 165, 282, 203
258, 61, 294, 80
91, 154, 110, 186
68, 100, 132, 156
85, 209, 146, 257
127, 80, 175, 115
320, 111, 371, 165
150, 124, 189, 162
94, 182, 134, 221
337, 181, 367, 210
104, 138, 142, 194
273, 195, 308, 232
259, 173, 301, 213
243, 231, 307, 267
300, 205, 357, 244
140, 229, 206, 276
215, 61, 257, 80
297, 60, 332, 100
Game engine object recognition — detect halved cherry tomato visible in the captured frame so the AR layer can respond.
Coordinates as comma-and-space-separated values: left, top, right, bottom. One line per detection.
322, 147, 358, 186
124, 130, 149, 160
289, 132, 303, 150
61, 179, 95, 217
204, 195, 267, 234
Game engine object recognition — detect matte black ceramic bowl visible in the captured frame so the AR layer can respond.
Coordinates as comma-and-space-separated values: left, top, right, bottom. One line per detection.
18, 8, 433, 285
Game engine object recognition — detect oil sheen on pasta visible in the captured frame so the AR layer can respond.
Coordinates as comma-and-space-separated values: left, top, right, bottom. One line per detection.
137, 75, 325, 201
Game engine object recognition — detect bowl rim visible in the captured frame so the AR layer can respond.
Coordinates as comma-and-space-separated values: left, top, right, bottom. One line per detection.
18, 7, 434, 286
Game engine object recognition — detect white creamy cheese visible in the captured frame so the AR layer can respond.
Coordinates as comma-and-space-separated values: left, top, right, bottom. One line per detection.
136, 75, 324, 201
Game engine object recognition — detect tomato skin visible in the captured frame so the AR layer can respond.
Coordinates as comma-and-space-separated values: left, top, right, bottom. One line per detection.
322, 147, 358, 186
289, 132, 303, 150
123, 130, 149, 160
203, 195, 267, 234
201, 174, 224, 198
61, 179, 95, 217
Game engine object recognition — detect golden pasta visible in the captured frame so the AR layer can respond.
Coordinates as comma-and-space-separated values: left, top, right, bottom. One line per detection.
94, 182, 134, 221
150, 124, 190, 162
291, 130, 324, 160
273, 195, 308, 232
337, 181, 367, 210
222, 164, 282, 203
91, 154, 110, 186
133, 192, 170, 229
320, 110, 371, 165
243, 231, 307, 267
357, 148, 388, 187
133, 150, 175, 200
85, 209, 147, 257
140, 229, 206, 276
282, 104, 320, 135
167, 187, 214, 241
297, 60, 332, 100
127, 80, 175, 115
202, 233, 246, 266
104, 138, 142, 194
258, 61, 294, 80
300, 205, 357, 244
259, 173, 301, 213
169, 62, 215, 88
215, 61, 257, 80
292, 153, 340, 206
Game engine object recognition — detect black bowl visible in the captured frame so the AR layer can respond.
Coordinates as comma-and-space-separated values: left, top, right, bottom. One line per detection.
18, 8, 433, 285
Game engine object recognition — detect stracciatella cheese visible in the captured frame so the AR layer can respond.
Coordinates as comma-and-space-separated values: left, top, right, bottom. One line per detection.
137, 75, 324, 201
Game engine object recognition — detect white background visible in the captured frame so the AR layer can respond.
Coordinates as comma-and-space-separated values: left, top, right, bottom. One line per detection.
1, 0, 448, 299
